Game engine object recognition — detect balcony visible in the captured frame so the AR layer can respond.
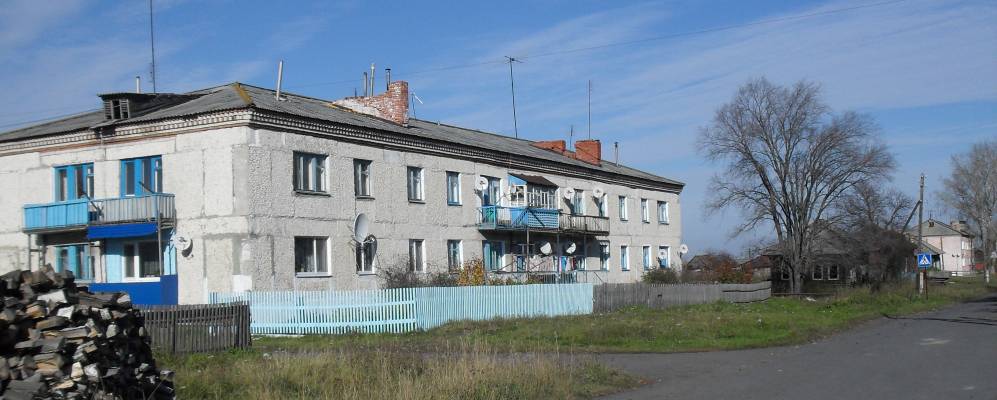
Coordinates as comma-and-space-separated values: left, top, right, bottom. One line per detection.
478, 206, 609, 235
23, 194, 176, 232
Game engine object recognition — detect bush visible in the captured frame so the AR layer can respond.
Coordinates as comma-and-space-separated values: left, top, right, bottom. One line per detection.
456, 259, 487, 286
379, 258, 454, 288
642, 268, 679, 284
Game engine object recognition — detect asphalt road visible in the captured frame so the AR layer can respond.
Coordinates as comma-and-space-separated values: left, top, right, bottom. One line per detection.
598, 294, 997, 400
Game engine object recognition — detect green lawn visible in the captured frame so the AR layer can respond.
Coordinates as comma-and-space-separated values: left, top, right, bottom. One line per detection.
160, 277, 994, 399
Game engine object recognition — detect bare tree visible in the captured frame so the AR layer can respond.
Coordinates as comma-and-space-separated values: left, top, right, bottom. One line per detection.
839, 181, 914, 231
836, 182, 916, 287
939, 139, 997, 282
699, 78, 895, 293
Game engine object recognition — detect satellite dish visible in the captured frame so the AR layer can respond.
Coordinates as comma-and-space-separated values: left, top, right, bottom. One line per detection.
171, 236, 194, 256
658, 249, 669, 259
679, 244, 689, 255
539, 241, 553, 255
475, 176, 489, 191
562, 187, 576, 200
353, 213, 370, 242
592, 187, 605, 199
564, 241, 577, 255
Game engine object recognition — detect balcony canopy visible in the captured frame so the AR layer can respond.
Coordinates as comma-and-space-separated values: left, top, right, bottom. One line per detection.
509, 173, 557, 187
86, 222, 158, 240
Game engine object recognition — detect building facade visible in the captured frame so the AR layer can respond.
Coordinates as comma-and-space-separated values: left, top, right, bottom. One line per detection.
909, 219, 975, 275
0, 81, 684, 304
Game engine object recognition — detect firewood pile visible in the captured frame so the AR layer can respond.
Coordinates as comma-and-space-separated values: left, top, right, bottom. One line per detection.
0, 266, 174, 400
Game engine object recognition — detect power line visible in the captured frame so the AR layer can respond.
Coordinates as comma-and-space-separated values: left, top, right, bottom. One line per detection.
505, 56, 523, 138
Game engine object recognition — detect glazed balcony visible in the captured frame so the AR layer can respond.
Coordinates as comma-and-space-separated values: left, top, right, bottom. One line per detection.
477, 206, 609, 235
23, 194, 176, 232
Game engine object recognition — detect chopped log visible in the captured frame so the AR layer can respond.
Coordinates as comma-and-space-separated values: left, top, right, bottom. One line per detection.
35, 316, 68, 331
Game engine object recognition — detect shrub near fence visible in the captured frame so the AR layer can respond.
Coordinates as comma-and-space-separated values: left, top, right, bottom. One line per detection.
594, 281, 771, 313
210, 283, 593, 335
140, 302, 251, 353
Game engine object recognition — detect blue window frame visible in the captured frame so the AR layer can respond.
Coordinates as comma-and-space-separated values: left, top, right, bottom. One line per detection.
120, 156, 162, 196
54, 244, 93, 280
54, 163, 94, 201
481, 176, 501, 206
483, 241, 504, 271
446, 171, 461, 205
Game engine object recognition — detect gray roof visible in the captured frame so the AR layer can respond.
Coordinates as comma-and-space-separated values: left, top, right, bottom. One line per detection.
907, 219, 972, 238
0, 83, 683, 188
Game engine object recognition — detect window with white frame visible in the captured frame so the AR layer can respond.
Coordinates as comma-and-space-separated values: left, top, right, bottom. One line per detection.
599, 243, 610, 270
658, 245, 670, 268
812, 265, 824, 280
658, 201, 670, 224
355, 240, 375, 273
407, 167, 424, 202
294, 237, 328, 275
409, 239, 426, 272
447, 240, 463, 271
620, 245, 630, 271
641, 199, 650, 222
293, 152, 327, 193
642, 246, 651, 269
571, 189, 585, 215
827, 265, 840, 280
619, 196, 629, 221
446, 171, 461, 205
354, 159, 372, 197
123, 241, 162, 279
597, 194, 608, 217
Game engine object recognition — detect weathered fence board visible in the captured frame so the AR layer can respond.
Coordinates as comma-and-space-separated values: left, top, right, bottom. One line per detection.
211, 283, 593, 335
594, 281, 770, 312
140, 302, 251, 353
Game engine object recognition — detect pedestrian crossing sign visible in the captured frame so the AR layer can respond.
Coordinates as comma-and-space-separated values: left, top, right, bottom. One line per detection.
916, 253, 932, 269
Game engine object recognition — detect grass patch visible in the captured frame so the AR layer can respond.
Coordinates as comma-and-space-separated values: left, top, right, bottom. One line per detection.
159, 342, 640, 399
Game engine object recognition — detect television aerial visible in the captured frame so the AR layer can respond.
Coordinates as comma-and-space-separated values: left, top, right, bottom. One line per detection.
592, 187, 605, 199
563, 241, 577, 255
475, 176, 489, 192
538, 241, 553, 255
562, 187, 576, 200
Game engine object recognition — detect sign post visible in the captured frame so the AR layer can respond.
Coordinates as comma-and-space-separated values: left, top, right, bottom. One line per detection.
917, 253, 932, 269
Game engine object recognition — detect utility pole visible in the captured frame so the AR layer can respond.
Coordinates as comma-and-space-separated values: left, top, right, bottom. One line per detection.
917, 173, 925, 295
505, 56, 522, 138
149, 0, 157, 93
587, 80, 592, 139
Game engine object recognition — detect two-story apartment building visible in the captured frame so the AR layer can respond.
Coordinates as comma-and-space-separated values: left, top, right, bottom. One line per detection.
0, 80, 684, 304
909, 219, 975, 276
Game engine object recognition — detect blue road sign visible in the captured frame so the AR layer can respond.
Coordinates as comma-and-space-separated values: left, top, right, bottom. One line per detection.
916, 253, 933, 269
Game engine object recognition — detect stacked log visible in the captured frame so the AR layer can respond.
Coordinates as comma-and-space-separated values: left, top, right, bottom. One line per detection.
0, 266, 174, 400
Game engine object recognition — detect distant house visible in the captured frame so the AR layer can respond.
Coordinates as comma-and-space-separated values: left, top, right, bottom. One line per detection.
739, 255, 773, 282
907, 219, 975, 276
762, 229, 854, 293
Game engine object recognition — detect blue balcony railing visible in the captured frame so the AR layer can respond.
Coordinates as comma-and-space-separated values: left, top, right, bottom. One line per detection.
478, 206, 608, 235
23, 194, 176, 232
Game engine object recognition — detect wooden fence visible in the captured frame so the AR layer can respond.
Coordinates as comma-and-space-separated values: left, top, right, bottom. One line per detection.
140, 302, 251, 353
210, 283, 593, 335
593, 281, 771, 313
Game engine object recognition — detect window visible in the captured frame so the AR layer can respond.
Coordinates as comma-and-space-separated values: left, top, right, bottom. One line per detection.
356, 240, 376, 273
620, 245, 630, 271
641, 199, 650, 223
123, 242, 161, 279
481, 176, 502, 206
407, 167, 424, 202
409, 239, 426, 272
599, 243, 610, 270
104, 99, 130, 120
658, 201, 670, 224
642, 246, 652, 270
446, 171, 461, 205
447, 240, 463, 271
55, 245, 93, 280
828, 265, 840, 280
294, 237, 328, 275
293, 152, 326, 193
121, 156, 162, 196
780, 269, 790, 281
54, 163, 94, 201
483, 241, 504, 271
812, 266, 824, 280
353, 159, 372, 197
658, 246, 670, 269
597, 194, 608, 217
619, 196, 629, 221
570, 189, 585, 215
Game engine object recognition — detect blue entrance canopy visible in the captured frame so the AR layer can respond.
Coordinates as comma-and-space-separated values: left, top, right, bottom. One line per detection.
87, 223, 158, 239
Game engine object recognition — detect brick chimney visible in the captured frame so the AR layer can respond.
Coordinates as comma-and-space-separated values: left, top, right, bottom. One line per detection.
532, 140, 567, 153
574, 139, 601, 166
331, 81, 409, 125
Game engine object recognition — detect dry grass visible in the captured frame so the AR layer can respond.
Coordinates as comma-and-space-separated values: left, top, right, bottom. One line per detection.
160, 341, 638, 399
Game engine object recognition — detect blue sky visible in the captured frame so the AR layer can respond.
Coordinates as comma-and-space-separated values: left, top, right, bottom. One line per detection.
1, 0, 995, 257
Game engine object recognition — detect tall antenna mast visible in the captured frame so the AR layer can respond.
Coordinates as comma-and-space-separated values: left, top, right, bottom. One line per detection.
505, 56, 523, 138
587, 80, 592, 139
149, 0, 157, 93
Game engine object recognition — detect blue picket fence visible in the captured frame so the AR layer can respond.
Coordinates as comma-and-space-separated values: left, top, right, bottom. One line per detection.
209, 283, 593, 335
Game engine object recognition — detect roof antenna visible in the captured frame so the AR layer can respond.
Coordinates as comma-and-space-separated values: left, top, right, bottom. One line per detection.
614, 141, 619, 165
363, 72, 368, 97
274, 60, 285, 101
369, 63, 376, 96
587, 80, 592, 139
410, 92, 424, 118
148, 0, 157, 93
505, 56, 523, 138
569, 125, 574, 150
385, 68, 391, 90
135, 76, 141, 94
